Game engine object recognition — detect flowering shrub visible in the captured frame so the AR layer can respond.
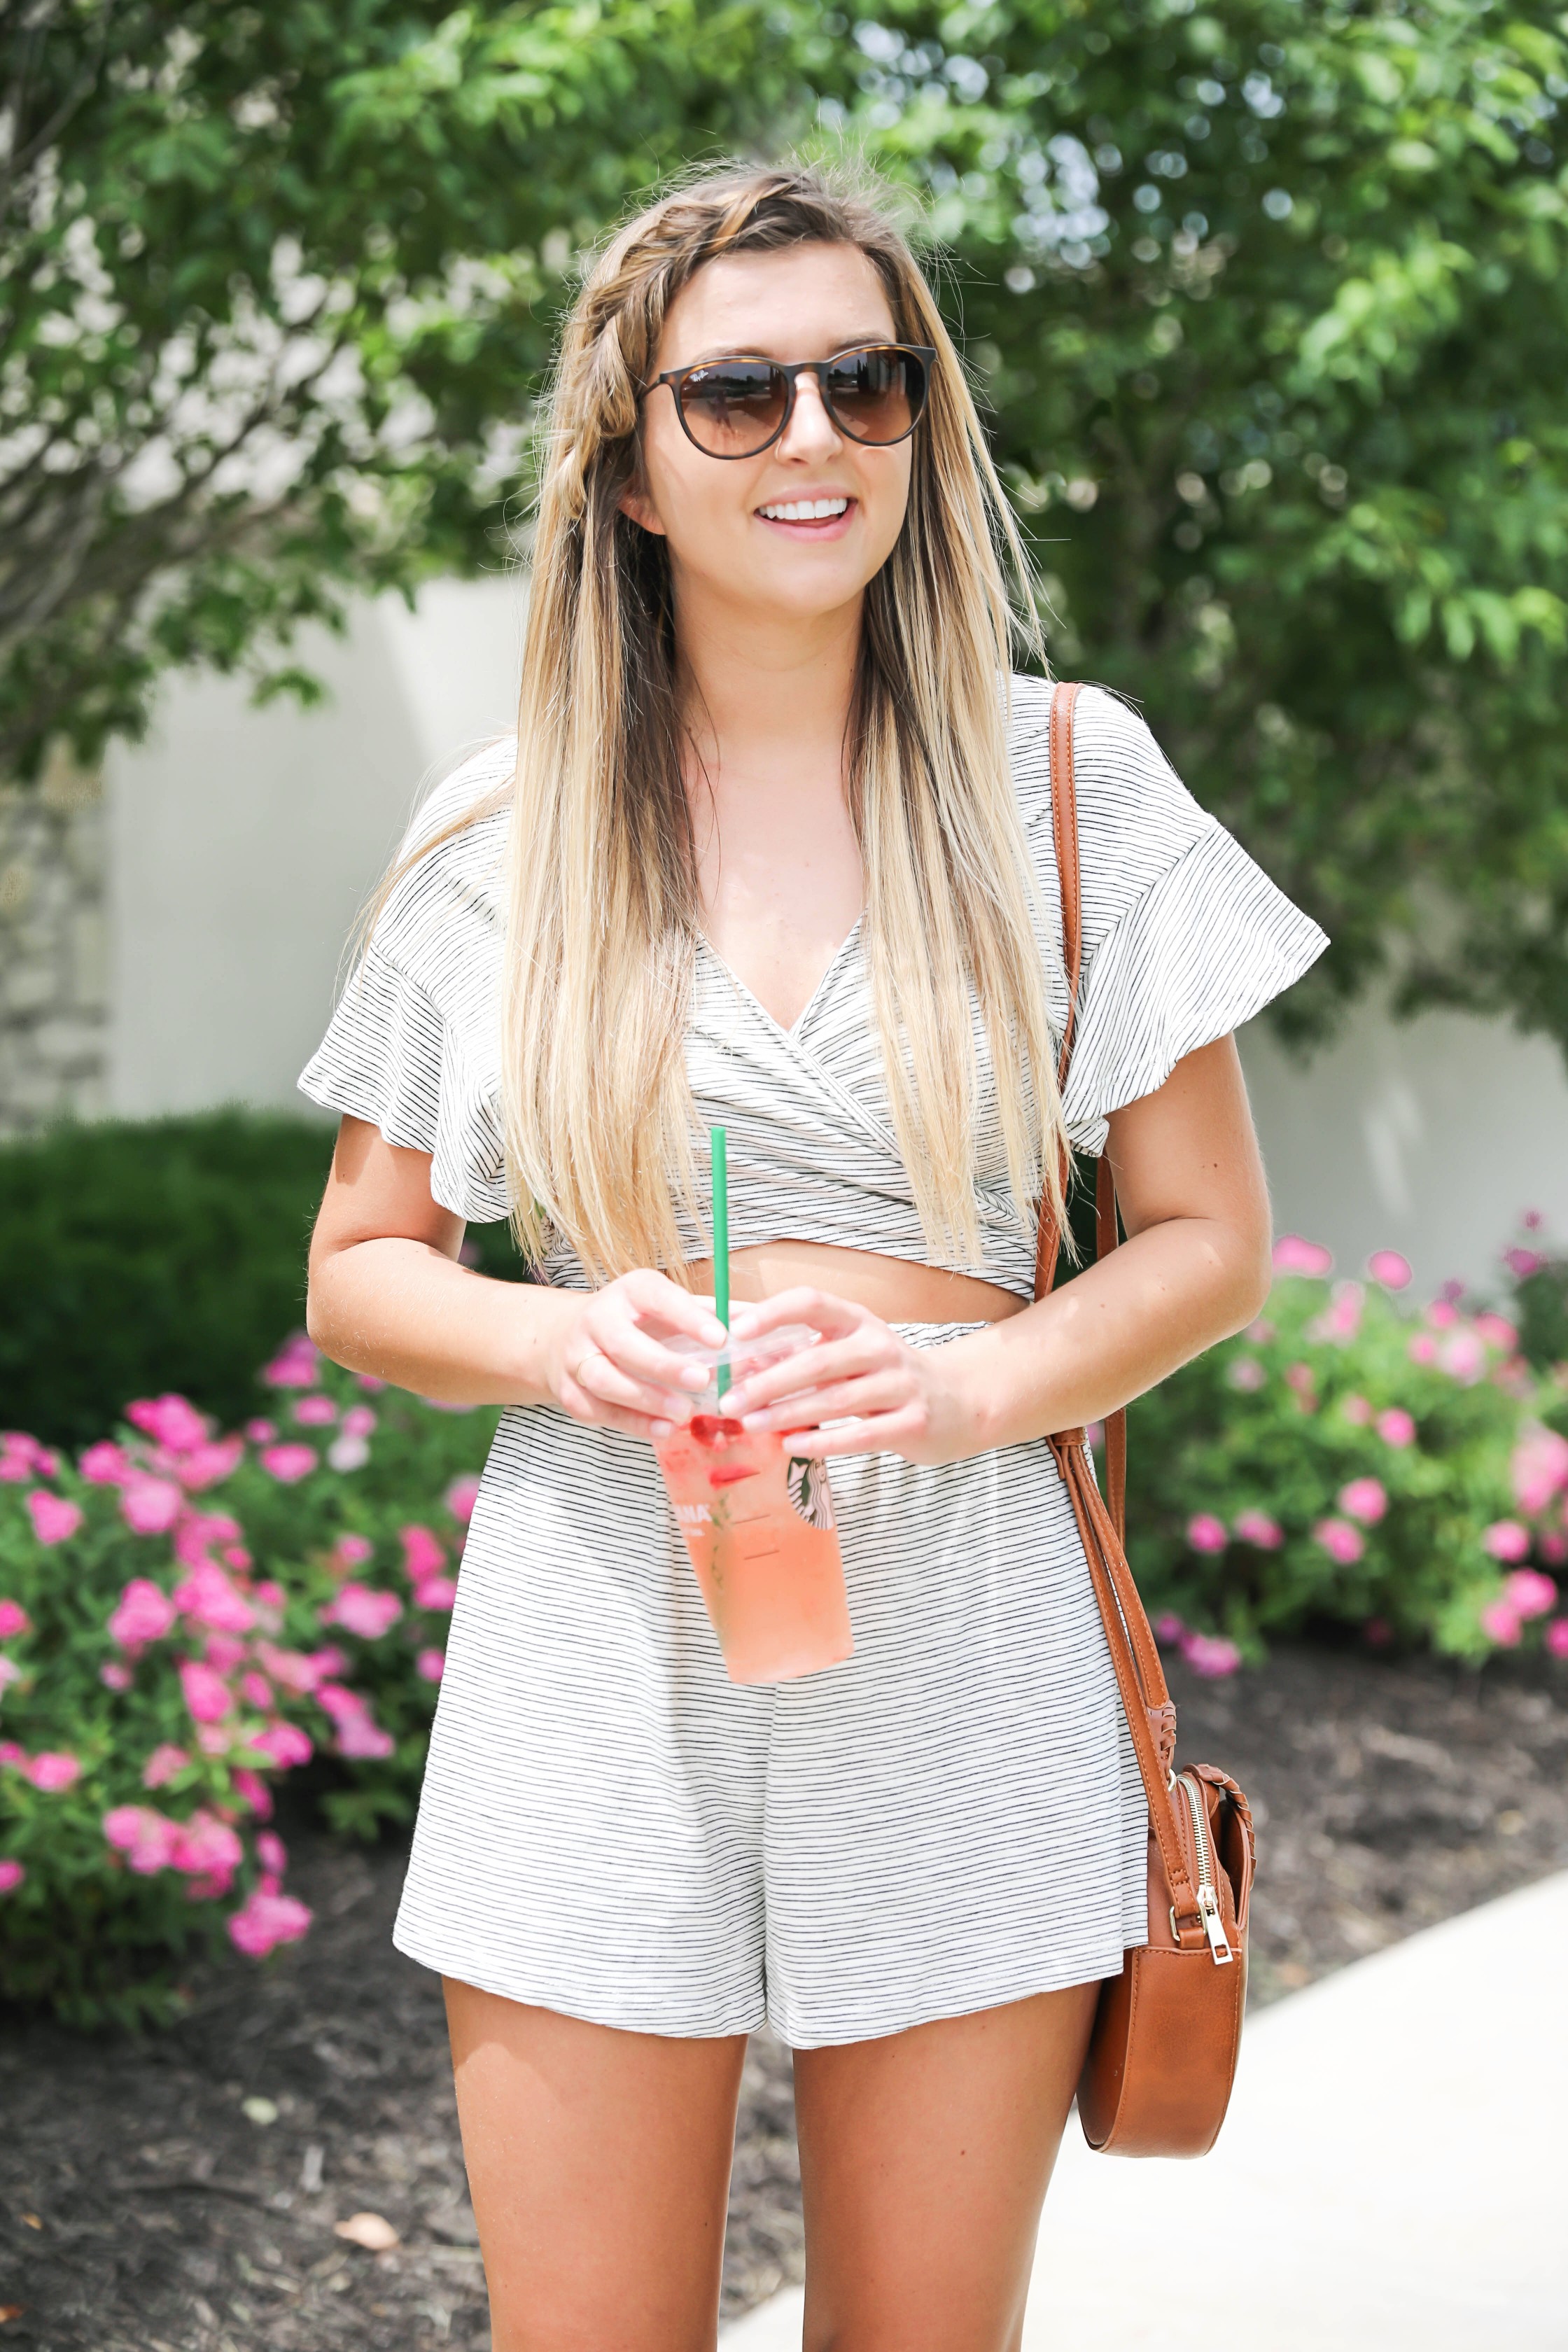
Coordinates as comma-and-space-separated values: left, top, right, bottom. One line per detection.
1128, 1233, 1568, 1667
0, 1345, 496, 2023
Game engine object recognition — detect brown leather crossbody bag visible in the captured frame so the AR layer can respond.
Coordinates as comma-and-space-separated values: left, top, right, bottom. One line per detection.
1036, 682, 1256, 2158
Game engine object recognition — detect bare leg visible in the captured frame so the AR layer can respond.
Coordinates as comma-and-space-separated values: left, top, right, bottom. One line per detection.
444, 1979, 748, 2352
792, 1981, 1100, 2352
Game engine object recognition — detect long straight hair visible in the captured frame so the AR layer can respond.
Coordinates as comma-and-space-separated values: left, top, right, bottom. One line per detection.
404, 163, 1070, 1280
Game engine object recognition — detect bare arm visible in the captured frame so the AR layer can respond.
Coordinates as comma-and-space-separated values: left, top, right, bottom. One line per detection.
305, 1115, 725, 1429
724, 1033, 1273, 1462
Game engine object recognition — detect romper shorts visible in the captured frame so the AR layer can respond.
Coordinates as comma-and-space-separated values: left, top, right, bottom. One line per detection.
393, 1324, 1151, 2047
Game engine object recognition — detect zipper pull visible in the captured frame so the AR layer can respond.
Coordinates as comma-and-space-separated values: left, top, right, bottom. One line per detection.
1198, 1882, 1234, 1966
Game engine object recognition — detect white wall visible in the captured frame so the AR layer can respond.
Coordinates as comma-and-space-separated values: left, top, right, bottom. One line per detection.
106, 578, 524, 1119
105, 582, 1568, 1295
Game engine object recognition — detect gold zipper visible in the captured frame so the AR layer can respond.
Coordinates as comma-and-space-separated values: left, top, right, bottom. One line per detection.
1175, 1772, 1235, 1966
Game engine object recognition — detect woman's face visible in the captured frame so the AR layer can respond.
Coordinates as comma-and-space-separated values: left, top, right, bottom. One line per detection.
624, 241, 915, 631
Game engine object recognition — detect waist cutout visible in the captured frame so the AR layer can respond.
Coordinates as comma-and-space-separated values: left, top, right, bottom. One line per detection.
682, 1239, 1027, 1326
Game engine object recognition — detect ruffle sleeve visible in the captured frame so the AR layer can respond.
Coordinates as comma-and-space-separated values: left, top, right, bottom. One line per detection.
297, 743, 514, 1224
1012, 680, 1329, 1154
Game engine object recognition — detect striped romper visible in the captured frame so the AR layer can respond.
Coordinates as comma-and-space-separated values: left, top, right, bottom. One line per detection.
300, 677, 1327, 2047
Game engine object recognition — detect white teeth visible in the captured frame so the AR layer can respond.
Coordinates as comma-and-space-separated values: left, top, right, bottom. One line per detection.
759, 496, 850, 522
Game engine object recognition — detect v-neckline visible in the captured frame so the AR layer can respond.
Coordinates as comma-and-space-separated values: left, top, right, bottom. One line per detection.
698, 913, 864, 1043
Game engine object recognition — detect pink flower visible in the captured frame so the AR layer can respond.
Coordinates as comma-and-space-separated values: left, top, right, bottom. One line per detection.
27, 1490, 83, 1546
246, 1721, 313, 1769
1244, 1318, 1275, 1345
257, 1830, 288, 1877
126, 1395, 211, 1451
1483, 1520, 1531, 1563
413, 1576, 458, 1612
1542, 1532, 1568, 1565
1284, 1364, 1317, 1408
331, 1534, 374, 1572
178, 1657, 232, 1724
79, 1441, 132, 1485
1340, 1394, 1373, 1426
342, 1405, 377, 1438
227, 1886, 313, 1956
233, 1769, 273, 1817
1233, 1509, 1283, 1550
416, 1647, 445, 1683
239, 1670, 274, 1711
1377, 1408, 1416, 1448
1438, 1331, 1485, 1385
1407, 1334, 1438, 1366
1272, 1235, 1333, 1277
0, 1600, 31, 1639
357, 1373, 387, 1393
1513, 1427, 1568, 1516
253, 1642, 327, 1695
244, 1418, 276, 1444
315, 1682, 365, 1725
1152, 1614, 1184, 1644
1312, 1280, 1364, 1343
260, 1443, 316, 1485
445, 1474, 482, 1525
1474, 1312, 1518, 1353
1504, 1569, 1558, 1622
322, 1583, 403, 1639
0, 1448, 31, 1485
261, 1336, 320, 1390
176, 1437, 244, 1492
1226, 1356, 1266, 1392
327, 1433, 370, 1472
1338, 1477, 1387, 1526
293, 1394, 337, 1427
1186, 1514, 1228, 1555
335, 1710, 396, 1760
172, 1560, 255, 1634
1504, 1245, 1545, 1279
1544, 1618, 1568, 1660
1480, 1599, 1522, 1646
99, 1660, 132, 1691
120, 1476, 183, 1534
142, 1744, 190, 1788
0, 1742, 24, 1769
204, 1632, 246, 1674
172, 1810, 243, 1881
1180, 1632, 1242, 1679
0, 1859, 24, 1896
109, 1578, 178, 1650
173, 1510, 241, 1567
27, 1751, 82, 1791
1314, 1517, 1366, 1565
400, 1524, 446, 1583
1367, 1249, 1413, 1290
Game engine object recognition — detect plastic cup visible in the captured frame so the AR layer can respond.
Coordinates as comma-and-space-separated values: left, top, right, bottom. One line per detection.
652, 1324, 853, 1685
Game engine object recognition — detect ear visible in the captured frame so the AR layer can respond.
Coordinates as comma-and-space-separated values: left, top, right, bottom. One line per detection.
618, 483, 666, 537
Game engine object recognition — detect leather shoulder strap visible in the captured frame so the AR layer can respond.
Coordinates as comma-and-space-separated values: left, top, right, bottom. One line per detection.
1032, 681, 1128, 1540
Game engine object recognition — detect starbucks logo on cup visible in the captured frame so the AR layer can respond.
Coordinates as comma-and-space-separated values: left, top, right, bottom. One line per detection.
785, 1456, 834, 1530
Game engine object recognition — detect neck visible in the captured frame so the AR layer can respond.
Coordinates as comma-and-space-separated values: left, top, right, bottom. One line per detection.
671, 571, 862, 780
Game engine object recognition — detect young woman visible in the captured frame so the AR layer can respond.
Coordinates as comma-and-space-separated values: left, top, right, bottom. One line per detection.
302, 166, 1325, 2351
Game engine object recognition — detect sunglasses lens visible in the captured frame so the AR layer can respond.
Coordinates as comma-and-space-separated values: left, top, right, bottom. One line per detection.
823, 346, 926, 444
676, 359, 788, 456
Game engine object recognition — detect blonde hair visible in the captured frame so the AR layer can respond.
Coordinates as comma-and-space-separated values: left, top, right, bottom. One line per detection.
410, 162, 1070, 1280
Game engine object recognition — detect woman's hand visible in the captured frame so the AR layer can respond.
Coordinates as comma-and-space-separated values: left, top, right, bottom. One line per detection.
542, 1271, 728, 1441
722, 1289, 983, 1467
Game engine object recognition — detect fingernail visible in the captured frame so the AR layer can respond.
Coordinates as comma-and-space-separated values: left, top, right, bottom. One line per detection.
651, 1419, 673, 1438
682, 1365, 709, 1387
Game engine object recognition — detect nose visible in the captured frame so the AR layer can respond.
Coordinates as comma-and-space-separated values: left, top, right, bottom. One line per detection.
775, 368, 843, 462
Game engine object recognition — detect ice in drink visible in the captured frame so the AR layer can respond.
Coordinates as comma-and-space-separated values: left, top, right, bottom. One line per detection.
653, 1329, 853, 1684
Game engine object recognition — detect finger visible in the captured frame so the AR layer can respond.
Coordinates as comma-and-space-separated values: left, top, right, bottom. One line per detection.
729, 1287, 864, 1343
727, 1333, 890, 1416
777, 1407, 927, 1460
574, 1350, 696, 1421
558, 1373, 680, 1443
620, 1269, 727, 1348
746, 1371, 913, 1433
588, 1317, 713, 1395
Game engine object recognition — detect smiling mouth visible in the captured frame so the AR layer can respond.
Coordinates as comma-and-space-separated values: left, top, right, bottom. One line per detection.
755, 496, 853, 524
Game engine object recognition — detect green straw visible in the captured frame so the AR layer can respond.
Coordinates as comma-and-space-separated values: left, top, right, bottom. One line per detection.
710, 1124, 730, 1399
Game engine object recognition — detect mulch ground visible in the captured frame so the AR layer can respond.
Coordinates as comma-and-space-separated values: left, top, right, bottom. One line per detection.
3, 1641, 1565, 2350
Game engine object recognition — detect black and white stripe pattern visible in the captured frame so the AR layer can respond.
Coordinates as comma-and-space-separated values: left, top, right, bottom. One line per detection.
300, 680, 1326, 2044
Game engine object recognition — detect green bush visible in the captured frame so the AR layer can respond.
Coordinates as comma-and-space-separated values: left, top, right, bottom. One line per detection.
0, 1347, 497, 2026
0, 1111, 525, 1448
1124, 1259, 1568, 1665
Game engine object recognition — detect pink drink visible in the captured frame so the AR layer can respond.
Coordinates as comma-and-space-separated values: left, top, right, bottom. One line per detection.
653, 1331, 853, 1684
